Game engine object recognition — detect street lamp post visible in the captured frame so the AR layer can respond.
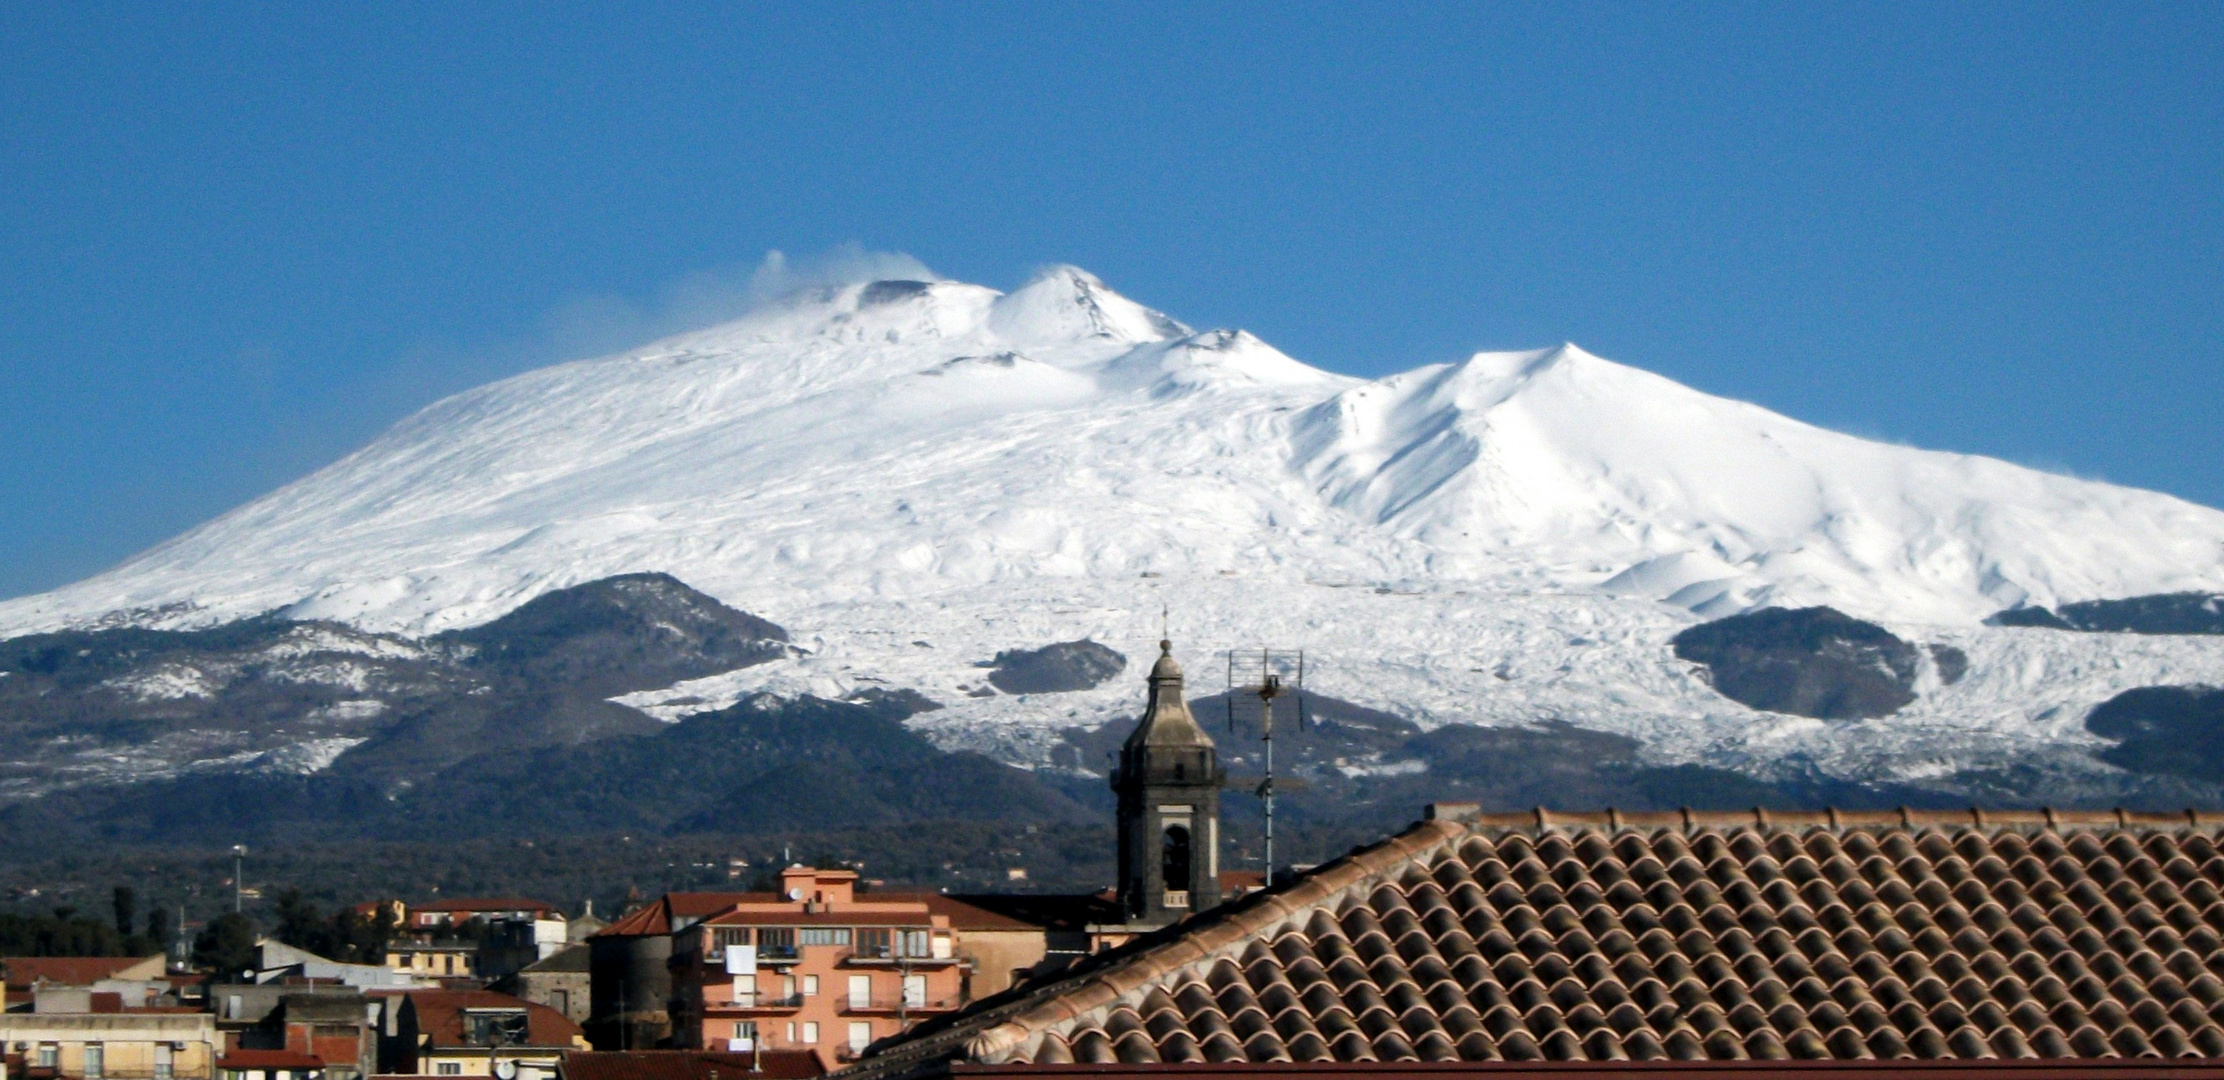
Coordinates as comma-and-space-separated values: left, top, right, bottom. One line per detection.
232, 845, 248, 913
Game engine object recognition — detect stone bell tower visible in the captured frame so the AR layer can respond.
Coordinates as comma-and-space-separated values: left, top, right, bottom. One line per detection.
1111, 640, 1223, 926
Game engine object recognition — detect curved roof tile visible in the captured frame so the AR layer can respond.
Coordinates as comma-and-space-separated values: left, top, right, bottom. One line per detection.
839, 807, 2224, 1079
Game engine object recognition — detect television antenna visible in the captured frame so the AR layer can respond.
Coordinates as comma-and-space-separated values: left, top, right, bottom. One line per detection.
1225, 648, 1306, 880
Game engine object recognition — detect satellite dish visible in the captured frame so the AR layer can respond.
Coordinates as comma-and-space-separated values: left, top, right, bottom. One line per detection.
495, 1060, 518, 1080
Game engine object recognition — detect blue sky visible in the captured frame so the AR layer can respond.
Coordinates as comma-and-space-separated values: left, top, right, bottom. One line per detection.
2, 4, 2218, 601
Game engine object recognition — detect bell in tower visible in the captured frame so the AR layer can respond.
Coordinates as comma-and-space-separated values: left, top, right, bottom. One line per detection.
1111, 639, 1223, 926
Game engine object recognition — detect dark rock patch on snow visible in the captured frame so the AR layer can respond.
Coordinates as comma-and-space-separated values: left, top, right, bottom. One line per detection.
0, 573, 789, 793
438, 572, 786, 696
983, 640, 1125, 695
858, 279, 934, 306
1673, 606, 1920, 719
1929, 644, 1969, 685
1987, 592, 2224, 635
842, 687, 944, 719
2086, 685, 2224, 782
1988, 605, 2076, 630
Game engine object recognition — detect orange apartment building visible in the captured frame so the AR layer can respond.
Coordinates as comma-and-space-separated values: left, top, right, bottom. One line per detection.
663, 867, 965, 1064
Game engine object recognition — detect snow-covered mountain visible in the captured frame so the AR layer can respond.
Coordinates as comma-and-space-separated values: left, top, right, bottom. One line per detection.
8, 267, 2224, 787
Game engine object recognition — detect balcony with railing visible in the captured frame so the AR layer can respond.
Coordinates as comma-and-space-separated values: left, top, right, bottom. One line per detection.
703, 992, 805, 1013
839, 991, 961, 1016
837, 949, 959, 968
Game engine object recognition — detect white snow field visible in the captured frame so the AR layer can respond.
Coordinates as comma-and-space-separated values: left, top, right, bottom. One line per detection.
7, 267, 2224, 782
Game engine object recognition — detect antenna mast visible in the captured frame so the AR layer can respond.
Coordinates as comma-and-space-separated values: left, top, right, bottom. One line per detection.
1226, 649, 1305, 882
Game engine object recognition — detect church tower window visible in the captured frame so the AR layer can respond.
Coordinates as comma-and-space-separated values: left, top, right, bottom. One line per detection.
1162, 825, 1192, 891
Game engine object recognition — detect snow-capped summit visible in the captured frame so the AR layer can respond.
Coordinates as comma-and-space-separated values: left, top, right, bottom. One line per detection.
987, 265, 1190, 346
1292, 342, 2224, 621
6, 267, 2224, 784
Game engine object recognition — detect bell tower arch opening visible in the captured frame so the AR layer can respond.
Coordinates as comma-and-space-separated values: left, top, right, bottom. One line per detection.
1161, 824, 1192, 891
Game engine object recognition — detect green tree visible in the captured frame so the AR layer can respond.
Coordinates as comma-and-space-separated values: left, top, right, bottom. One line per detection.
0, 910, 123, 957
112, 887, 136, 939
273, 888, 323, 951
146, 907, 176, 958
368, 905, 396, 963
192, 912, 258, 978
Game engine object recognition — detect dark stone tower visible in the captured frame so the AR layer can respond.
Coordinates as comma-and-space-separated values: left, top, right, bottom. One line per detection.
1112, 640, 1223, 926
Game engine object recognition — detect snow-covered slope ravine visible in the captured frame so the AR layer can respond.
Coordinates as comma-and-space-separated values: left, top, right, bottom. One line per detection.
7, 266, 2224, 789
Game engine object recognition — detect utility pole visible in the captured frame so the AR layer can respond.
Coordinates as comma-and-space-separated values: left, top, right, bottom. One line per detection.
1256, 672, 1281, 879
1227, 648, 1304, 887
231, 845, 248, 914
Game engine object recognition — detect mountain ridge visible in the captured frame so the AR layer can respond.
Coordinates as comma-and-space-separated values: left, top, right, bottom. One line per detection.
6, 267, 2224, 793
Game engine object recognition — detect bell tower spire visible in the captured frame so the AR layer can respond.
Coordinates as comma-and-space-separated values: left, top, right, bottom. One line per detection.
1112, 639, 1223, 925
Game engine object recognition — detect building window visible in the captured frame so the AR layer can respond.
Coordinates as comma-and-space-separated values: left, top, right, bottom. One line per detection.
854, 928, 891, 958
801, 1022, 819, 1046
438, 1064, 462, 1076
711, 927, 751, 950
797, 928, 848, 947
549, 989, 569, 1016
847, 1022, 872, 1053
1162, 824, 1192, 892
85, 1044, 105, 1079
37, 1044, 57, 1069
902, 974, 927, 1008
155, 1044, 174, 1080
895, 930, 931, 958
780, 975, 796, 999
757, 928, 797, 960
802, 975, 818, 997
847, 974, 871, 1009
732, 1021, 756, 1044
785, 1022, 796, 1043
464, 1010, 530, 1047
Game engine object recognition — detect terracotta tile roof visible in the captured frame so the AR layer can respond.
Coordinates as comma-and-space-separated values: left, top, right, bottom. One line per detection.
400, 988, 583, 1049
1, 956, 160, 990
598, 892, 1031, 936
560, 1049, 825, 1080
523, 944, 591, 973
701, 910, 947, 928
953, 1062, 2224, 1078
938, 895, 1125, 933
595, 894, 781, 938
841, 807, 2224, 1078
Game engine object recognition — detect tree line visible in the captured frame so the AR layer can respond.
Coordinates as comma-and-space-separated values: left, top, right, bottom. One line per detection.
0, 884, 401, 983
0, 886, 170, 958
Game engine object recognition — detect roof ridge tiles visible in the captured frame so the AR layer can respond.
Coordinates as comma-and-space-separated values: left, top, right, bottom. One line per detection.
846, 807, 2224, 1078
1427, 804, 2224, 832
960, 819, 1466, 1063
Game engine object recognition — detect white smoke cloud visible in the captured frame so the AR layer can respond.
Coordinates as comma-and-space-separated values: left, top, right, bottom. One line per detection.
541, 244, 941, 361
745, 245, 942, 303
